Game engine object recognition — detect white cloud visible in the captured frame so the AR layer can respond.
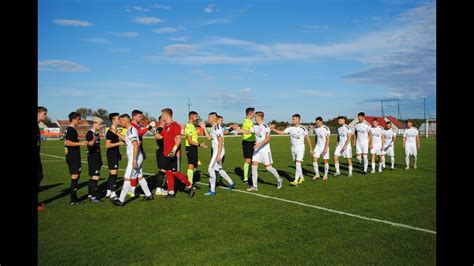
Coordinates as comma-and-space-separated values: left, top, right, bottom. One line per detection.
163, 44, 200, 56
203, 4, 218, 13
132, 17, 164, 25
132, 6, 150, 12
167, 35, 190, 42
153, 26, 186, 34
53, 19, 94, 27
203, 87, 254, 109
152, 4, 171, 10
82, 38, 109, 44
371, 16, 381, 20
108, 32, 139, 38
38, 60, 89, 72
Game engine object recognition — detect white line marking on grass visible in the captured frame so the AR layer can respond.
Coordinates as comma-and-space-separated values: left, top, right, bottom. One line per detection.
41, 152, 436, 235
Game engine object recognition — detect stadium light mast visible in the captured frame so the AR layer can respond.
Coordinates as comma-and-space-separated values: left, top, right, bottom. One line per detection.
186, 98, 192, 114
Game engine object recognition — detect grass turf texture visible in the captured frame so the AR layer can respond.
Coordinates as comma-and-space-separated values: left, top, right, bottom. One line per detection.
39, 135, 436, 265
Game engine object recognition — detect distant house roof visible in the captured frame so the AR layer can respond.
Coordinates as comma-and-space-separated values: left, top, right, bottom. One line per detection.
386, 116, 404, 129
365, 116, 387, 128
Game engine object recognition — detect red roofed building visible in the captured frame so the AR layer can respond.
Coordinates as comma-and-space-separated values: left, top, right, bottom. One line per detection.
348, 116, 404, 135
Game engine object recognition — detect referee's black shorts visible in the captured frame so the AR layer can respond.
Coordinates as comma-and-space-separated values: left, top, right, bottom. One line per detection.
242, 140, 255, 159
156, 149, 165, 170
163, 155, 181, 172
186, 145, 198, 167
88, 154, 103, 176
66, 153, 81, 175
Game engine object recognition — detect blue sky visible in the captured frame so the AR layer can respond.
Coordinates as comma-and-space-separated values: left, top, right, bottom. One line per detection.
38, 0, 436, 123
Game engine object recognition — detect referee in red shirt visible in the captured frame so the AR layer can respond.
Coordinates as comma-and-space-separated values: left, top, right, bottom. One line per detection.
155, 108, 195, 199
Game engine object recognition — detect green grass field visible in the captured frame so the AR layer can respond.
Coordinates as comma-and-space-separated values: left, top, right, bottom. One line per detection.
38, 135, 436, 265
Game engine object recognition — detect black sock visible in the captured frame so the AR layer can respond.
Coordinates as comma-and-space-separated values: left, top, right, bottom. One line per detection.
70, 179, 78, 202
156, 172, 164, 188
88, 179, 94, 197
92, 179, 98, 197
110, 174, 117, 191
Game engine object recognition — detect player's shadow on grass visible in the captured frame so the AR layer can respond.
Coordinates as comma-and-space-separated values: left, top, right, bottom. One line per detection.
234, 167, 244, 181
39, 183, 62, 193
277, 170, 294, 182
42, 180, 89, 204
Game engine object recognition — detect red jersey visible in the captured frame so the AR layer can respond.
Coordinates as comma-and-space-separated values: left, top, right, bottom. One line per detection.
162, 120, 182, 156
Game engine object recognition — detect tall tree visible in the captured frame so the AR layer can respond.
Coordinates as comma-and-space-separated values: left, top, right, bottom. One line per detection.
93, 108, 109, 121
75, 108, 92, 119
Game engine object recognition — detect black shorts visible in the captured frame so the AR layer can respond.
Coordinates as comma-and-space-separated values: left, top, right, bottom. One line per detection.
87, 154, 103, 176
156, 149, 165, 170
163, 155, 181, 172
242, 140, 255, 159
66, 153, 81, 175
186, 146, 198, 166
107, 151, 121, 170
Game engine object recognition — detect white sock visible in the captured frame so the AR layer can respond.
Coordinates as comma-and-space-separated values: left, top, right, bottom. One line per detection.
119, 180, 131, 203
295, 162, 302, 182
372, 161, 375, 171
266, 166, 281, 181
324, 163, 329, 176
363, 155, 368, 171
335, 162, 340, 173
378, 161, 382, 171
218, 169, 234, 185
348, 165, 353, 174
208, 168, 216, 192
156, 187, 162, 193
382, 157, 386, 167
414, 156, 417, 165
106, 189, 112, 196
405, 155, 410, 166
251, 165, 258, 188
313, 162, 319, 176
130, 186, 136, 194
138, 178, 151, 196
391, 157, 395, 168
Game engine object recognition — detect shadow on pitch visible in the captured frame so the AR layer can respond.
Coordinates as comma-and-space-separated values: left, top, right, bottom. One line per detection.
39, 183, 62, 193
42, 180, 89, 205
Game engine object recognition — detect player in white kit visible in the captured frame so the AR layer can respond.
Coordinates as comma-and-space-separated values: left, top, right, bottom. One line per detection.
235, 111, 283, 191
270, 114, 313, 186
312, 117, 331, 180
112, 114, 153, 206
369, 119, 385, 173
382, 121, 396, 170
200, 112, 236, 196
353, 112, 372, 174
403, 120, 420, 170
334, 116, 353, 177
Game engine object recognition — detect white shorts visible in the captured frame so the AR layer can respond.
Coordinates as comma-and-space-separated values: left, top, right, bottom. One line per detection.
405, 144, 417, 156
356, 142, 369, 154
125, 153, 144, 179
334, 145, 352, 159
384, 144, 395, 157
313, 145, 330, 160
252, 149, 273, 165
291, 145, 305, 162
371, 143, 384, 155
209, 149, 225, 171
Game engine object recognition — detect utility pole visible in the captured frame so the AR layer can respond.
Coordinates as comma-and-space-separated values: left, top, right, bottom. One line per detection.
186, 98, 192, 114
424, 97, 428, 138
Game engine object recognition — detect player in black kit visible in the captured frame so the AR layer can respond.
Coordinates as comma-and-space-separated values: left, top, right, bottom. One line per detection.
64, 112, 88, 205
154, 116, 168, 196
105, 113, 124, 200
85, 117, 104, 203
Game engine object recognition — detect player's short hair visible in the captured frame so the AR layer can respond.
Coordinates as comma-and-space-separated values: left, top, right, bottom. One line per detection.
337, 116, 346, 120
132, 110, 143, 117
92, 117, 103, 124
189, 111, 198, 117
217, 115, 223, 119
158, 115, 162, 121
386, 121, 392, 125
161, 108, 173, 117
109, 112, 119, 121
208, 112, 218, 116
38, 106, 47, 113
372, 119, 378, 123
315, 116, 323, 121
407, 120, 413, 124
255, 111, 264, 118
246, 107, 255, 115
292, 114, 301, 119
119, 114, 131, 120
358, 112, 365, 117
68, 112, 81, 122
